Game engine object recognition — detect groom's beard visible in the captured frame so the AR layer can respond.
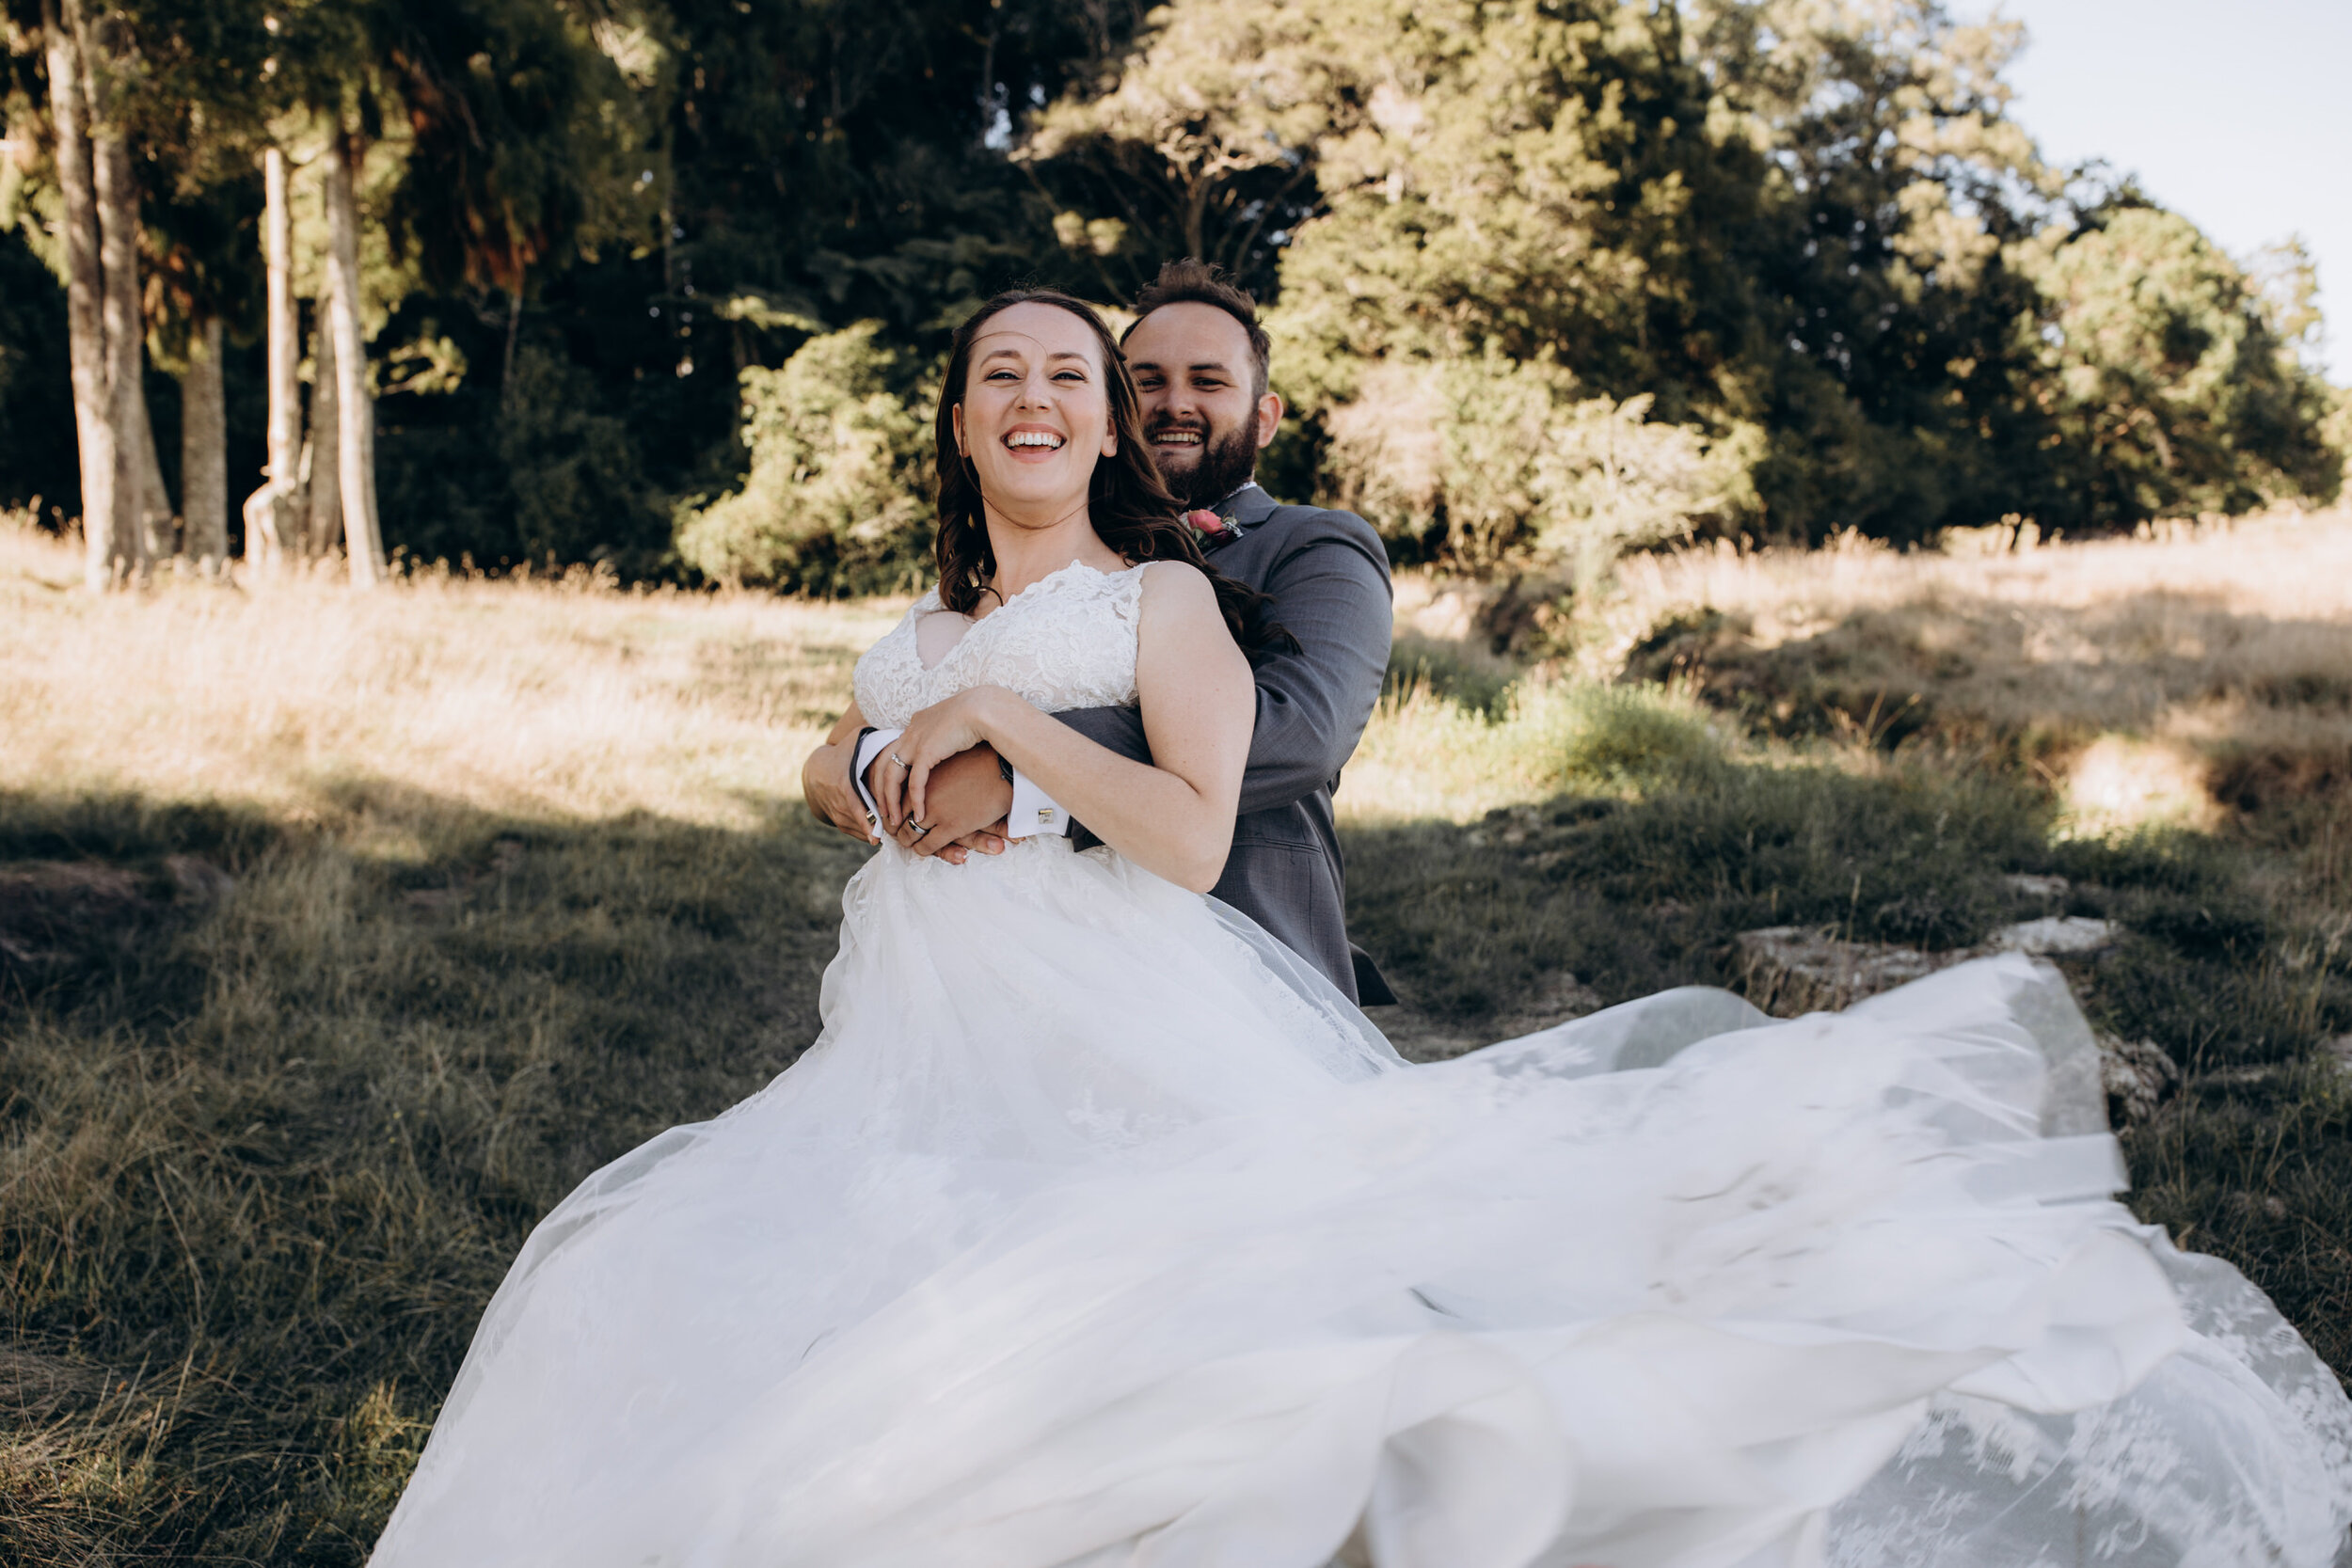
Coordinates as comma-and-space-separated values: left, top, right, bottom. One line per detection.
1148, 416, 1261, 510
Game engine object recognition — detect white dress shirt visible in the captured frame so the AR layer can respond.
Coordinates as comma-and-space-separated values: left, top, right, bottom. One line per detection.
850, 727, 1071, 843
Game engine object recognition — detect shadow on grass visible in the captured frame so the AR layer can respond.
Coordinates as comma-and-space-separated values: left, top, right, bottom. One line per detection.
0, 785, 868, 1565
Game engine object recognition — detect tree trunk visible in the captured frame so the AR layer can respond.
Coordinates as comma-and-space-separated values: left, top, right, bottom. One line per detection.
303, 289, 342, 559
42, 0, 119, 592
89, 99, 146, 585
181, 317, 228, 578
323, 134, 383, 585
134, 372, 173, 564
241, 144, 298, 573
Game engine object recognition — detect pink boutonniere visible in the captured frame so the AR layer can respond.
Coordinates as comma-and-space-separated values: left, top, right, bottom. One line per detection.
1184, 508, 1233, 540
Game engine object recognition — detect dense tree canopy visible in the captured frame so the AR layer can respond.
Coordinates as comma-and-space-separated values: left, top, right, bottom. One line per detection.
0, 0, 2338, 588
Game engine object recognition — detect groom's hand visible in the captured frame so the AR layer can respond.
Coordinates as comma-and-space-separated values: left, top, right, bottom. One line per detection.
802, 737, 876, 843
887, 746, 1014, 861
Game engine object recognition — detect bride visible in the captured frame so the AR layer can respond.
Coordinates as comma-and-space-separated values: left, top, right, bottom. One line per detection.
369, 291, 2352, 1568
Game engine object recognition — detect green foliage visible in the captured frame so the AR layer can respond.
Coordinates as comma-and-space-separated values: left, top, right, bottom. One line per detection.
496, 341, 669, 567
2028, 208, 2344, 523
674, 322, 935, 594
1034, 0, 2344, 566
0, 0, 2343, 570
1324, 352, 1754, 574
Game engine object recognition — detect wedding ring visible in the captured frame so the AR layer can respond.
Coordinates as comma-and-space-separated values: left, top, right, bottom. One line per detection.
888, 752, 911, 768
907, 820, 934, 837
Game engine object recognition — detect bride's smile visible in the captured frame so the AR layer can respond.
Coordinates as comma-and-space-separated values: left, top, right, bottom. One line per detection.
953, 305, 1123, 569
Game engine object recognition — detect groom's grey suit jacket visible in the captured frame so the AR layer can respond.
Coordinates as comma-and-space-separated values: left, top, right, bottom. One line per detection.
1057, 484, 1397, 1005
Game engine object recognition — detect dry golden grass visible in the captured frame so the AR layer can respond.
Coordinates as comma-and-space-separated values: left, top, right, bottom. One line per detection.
1367, 509, 2352, 831
1576, 508, 2352, 830
0, 526, 907, 843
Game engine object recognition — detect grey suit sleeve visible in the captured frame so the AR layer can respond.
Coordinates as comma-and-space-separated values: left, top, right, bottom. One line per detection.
1053, 513, 1393, 816
1054, 705, 1150, 761
1231, 514, 1391, 816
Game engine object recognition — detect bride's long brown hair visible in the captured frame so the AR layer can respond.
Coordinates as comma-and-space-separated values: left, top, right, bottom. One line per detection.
932, 288, 1291, 655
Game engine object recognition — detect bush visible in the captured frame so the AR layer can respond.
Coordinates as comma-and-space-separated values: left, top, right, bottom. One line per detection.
1322, 354, 1752, 577
674, 323, 936, 595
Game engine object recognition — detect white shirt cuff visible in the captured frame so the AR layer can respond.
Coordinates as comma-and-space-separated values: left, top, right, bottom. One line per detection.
850, 726, 904, 841
1005, 768, 1073, 839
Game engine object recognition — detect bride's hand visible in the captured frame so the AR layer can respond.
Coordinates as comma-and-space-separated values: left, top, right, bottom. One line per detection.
881, 687, 1017, 836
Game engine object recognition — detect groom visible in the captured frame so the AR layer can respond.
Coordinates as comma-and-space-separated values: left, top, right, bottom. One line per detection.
804, 259, 1396, 1005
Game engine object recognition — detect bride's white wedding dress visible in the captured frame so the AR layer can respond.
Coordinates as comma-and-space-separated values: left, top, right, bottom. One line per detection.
371, 562, 2352, 1568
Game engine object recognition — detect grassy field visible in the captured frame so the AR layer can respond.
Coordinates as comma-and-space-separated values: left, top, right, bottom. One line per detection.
4, 515, 2349, 1561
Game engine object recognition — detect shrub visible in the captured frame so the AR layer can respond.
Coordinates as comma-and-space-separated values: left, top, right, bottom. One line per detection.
1322, 353, 1752, 578
675, 323, 936, 594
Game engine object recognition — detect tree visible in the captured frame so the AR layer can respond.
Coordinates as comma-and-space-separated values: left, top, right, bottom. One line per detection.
1036, 0, 1777, 569
321, 128, 382, 580
1034, 0, 2342, 562
40, 0, 140, 588
2026, 206, 2340, 526
1018, 0, 1330, 298
243, 144, 299, 570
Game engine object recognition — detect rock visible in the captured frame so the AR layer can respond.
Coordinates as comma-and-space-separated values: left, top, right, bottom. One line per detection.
2001, 874, 2070, 900
1734, 926, 1962, 1014
1984, 916, 2119, 956
2098, 1032, 2179, 1126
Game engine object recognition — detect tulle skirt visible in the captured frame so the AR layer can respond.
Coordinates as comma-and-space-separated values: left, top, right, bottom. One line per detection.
370, 836, 2352, 1568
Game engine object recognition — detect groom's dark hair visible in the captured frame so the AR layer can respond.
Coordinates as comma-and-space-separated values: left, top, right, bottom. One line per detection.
1122, 260, 1272, 401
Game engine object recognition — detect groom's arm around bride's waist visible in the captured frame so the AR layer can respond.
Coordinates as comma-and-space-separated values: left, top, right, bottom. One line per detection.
1059, 505, 1392, 831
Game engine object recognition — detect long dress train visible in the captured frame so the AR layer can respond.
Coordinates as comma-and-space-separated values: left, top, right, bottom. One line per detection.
371, 561, 2352, 1568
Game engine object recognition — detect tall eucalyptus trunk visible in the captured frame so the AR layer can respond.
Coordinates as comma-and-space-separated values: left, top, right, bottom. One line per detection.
323, 134, 383, 584
88, 64, 147, 585
241, 144, 299, 572
303, 289, 342, 559
42, 0, 120, 591
182, 318, 228, 577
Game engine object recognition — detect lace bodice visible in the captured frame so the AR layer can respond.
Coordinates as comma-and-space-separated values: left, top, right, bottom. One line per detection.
852, 560, 1149, 727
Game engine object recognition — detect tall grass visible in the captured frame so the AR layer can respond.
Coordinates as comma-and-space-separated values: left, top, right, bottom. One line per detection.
0, 526, 906, 835
1591, 507, 2352, 821
2, 516, 2349, 1561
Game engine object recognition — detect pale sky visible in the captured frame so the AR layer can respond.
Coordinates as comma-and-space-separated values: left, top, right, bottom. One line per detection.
1970, 0, 2350, 378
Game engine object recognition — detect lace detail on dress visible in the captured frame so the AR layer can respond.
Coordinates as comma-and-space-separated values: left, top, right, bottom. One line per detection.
852, 561, 1148, 727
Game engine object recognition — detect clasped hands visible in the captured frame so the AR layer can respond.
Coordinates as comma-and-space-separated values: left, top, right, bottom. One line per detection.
806, 687, 1022, 865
